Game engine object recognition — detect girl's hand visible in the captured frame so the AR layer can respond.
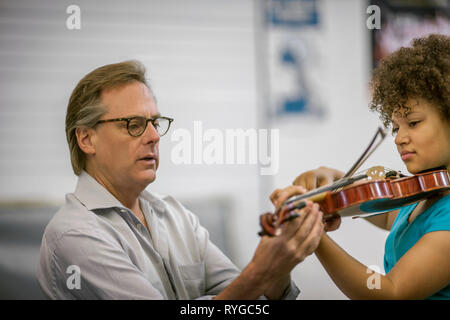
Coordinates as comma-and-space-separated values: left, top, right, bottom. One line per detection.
293, 166, 345, 191
323, 213, 341, 232
270, 185, 307, 209
292, 166, 345, 233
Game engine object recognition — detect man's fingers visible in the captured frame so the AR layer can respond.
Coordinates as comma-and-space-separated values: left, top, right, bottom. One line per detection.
296, 211, 324, 258
293, 203, 321, 242
281, 208, 310, 241
279, 204, 310, 239
280, 203, 323, 264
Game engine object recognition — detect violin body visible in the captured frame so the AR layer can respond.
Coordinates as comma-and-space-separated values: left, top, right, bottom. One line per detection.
259, 169, 450, 236
322, 169, 450, 217
361, 169, 450, 213
320, 179, 392, 217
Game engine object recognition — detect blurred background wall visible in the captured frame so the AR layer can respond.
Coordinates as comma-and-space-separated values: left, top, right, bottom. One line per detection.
0, 0, 448, 299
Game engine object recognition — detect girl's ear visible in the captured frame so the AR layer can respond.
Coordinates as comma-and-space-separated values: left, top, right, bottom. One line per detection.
75, 127, 96, 155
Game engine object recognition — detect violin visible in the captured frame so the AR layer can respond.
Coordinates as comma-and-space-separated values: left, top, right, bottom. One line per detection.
258, 127, 450, 237
259, 166, 450, 237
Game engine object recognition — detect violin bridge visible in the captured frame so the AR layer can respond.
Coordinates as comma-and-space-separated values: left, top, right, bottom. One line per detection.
366, 166, 386, 181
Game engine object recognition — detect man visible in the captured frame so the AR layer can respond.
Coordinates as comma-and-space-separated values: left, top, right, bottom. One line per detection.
37, 60, 324, 299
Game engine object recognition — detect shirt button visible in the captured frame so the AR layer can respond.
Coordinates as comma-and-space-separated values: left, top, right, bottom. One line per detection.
120, 209, 126, 213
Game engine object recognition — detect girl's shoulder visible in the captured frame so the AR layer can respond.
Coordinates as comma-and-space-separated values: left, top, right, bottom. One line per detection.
422, 194, 450, 233
429, 193, 450, 212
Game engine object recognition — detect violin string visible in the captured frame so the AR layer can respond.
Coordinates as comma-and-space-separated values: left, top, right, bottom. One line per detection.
283, 165, 397, 207
283, 173, 368, 206
319, 165, 392, 193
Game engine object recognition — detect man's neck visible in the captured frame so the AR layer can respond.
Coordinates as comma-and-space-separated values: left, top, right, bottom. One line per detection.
102, 180, 148, 227
85, 168, 142, 212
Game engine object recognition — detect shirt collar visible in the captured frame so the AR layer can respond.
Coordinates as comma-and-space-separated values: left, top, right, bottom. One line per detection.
140, 188, 166, 212
73, 170, 166, 212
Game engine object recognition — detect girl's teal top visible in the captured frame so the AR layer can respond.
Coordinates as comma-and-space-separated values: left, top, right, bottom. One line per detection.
384, 194, 450, 299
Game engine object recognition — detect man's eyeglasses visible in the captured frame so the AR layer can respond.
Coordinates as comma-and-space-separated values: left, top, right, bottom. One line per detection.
95, 116, 174, 137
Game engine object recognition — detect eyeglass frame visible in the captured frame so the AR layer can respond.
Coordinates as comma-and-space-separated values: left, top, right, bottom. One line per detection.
94, 116, 174, 137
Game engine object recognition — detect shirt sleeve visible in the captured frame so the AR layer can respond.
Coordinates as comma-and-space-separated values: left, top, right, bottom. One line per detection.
48, 228, 165, 299
187, 208, 300, 300
424, 202, 450, 234
278, 280, 301, 300
189, 213, 241, 297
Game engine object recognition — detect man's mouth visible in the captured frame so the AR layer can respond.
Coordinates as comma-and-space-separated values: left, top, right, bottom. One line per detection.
138, 155, 157, 165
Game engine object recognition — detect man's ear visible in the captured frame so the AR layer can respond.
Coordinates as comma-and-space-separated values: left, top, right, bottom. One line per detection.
75, 127, 96, 155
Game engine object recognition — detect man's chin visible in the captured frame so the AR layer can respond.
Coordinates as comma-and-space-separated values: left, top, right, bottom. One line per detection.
144, 170, 157, 184
140, 171, 156, 184
132, 166, 157, 188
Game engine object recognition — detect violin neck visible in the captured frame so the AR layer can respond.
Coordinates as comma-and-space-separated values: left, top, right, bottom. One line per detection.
283, 173, 368, 206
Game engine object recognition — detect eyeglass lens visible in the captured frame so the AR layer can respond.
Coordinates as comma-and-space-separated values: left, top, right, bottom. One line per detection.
128, 117, 170, 137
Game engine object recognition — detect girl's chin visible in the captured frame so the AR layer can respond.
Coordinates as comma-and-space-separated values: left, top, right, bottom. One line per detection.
405, 163, 443, 175
404, 163, 422, 175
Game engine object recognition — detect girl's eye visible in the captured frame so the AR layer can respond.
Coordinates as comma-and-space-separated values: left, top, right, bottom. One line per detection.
391, 127, 399, 136
391, 121, 420, 135
409, 121, 420, 128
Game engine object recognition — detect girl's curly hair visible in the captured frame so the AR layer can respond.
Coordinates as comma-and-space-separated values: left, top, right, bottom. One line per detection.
369, 34, 450, 127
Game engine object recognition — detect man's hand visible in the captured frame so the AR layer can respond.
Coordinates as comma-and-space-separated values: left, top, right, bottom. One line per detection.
251, 183, 325, 298
253, 201, 323, 298
214, 186, 323, 300
290, 166, 345, 232
256, 201, 323, 261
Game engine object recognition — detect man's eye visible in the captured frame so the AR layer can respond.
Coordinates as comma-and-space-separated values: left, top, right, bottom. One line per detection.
129, 118, 144, 128
409, 121, 420, 127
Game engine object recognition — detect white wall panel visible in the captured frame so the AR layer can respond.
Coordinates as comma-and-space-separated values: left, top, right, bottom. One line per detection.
0, 0, 260, 269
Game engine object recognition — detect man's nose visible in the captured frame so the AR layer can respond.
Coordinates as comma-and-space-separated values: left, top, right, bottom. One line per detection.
142, 121, 160, 144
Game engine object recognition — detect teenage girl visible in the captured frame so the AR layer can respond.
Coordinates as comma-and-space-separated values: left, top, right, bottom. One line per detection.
272, 34, 450, 299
